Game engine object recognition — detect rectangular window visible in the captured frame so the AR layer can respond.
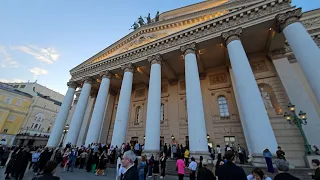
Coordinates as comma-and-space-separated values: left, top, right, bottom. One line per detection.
20, 85, 26, 88
4, 97, 11, 104
3, 129, 8, 133
16, 99, 22, 106
13, 85, 19, 88
8, 115, 15, 121
224, 136, 236, 147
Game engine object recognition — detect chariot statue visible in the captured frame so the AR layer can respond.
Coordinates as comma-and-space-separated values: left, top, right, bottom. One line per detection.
138, 16, 145, 26
130, 22, 139, 30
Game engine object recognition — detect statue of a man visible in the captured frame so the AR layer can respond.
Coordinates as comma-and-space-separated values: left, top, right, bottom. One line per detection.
145, 13, 152, 24
155, 11, 160, 22
130, 22, 139, 30
138, 16, 145, 26
260, 88, 273, 109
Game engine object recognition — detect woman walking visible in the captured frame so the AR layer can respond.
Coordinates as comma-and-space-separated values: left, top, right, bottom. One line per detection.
160, 152, 167, 179
138, 155, 147, 180
263, 149, 274, 173
176, 155, 185, 180
95, 150, 107, 176
61, 148, 70, 172
153, 154, 160, 179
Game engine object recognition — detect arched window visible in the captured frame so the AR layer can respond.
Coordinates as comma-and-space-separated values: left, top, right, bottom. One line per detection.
135, 106, 141, 123
218, 96, 229, 117
160, 103, 164, 122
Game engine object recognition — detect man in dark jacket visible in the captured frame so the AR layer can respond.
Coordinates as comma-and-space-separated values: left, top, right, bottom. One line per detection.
15, 147, 32, 180
32, 161, 60, 180
121, 150, 139, 180
216, 150, 247, 180
197, 158, 215, 180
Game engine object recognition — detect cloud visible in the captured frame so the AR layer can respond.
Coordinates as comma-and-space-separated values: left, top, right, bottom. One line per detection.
14, 45, 60, 64
0, 78, 26, 83
0, 45, 20, 68
29, 67, 48, 79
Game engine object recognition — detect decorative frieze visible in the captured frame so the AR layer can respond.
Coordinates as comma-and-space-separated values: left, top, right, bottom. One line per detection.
70, 1, 290, 80
121, 63, 134, 73
221, 27, 242, 45
148, 54, 162, 65
250, 61, 268, 73
209, 73, 227, 85
181, 42, 196, 55
135, 89, 145, 98
276, 8, 302, 32
161, 84, 168, 94
100, 71, 112, 79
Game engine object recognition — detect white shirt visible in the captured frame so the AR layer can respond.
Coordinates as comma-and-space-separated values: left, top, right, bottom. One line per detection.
216, 147, 221, 154
188, 161, 197, 171
247, 174, 272, 180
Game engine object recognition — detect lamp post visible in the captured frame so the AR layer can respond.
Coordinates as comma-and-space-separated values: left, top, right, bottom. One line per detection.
171, 134, 175, 141
59, 124, 69, 148
206, 133, 210, 141
283, 103, 313, 154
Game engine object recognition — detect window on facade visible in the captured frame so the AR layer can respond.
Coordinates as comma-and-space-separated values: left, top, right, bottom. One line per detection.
16, 99, 22, 106
31, 123, 34, 128
160, 136, 164, 147
13, 85, 19, 88
47, 126, 51, 132
34, 124, 38, 129
3, 129, 8, 133
160, 103, 164, 122
38, 124, 41, 130
224, 136, 236, 147
8, 115, 15, 121
218, 96, 230, 117
4, 97, 11, 104
20, 85, 26, 88
135, 106, 141, 123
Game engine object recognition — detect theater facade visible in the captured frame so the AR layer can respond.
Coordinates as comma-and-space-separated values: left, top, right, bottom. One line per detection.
47, 0, 320, 167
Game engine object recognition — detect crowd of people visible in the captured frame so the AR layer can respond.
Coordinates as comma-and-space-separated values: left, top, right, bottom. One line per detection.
0, 142, 319, 180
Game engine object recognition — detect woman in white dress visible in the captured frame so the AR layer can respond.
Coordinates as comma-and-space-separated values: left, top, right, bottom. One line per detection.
247, 168, 272, 180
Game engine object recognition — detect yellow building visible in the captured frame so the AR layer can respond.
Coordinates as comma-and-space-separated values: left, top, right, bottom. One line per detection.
0, 83, 32, 146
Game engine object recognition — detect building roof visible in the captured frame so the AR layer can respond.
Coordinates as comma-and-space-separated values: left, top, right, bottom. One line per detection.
0, 83, 33, 98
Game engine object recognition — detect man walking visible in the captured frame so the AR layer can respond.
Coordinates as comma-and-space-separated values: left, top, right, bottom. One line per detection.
121, 150, 139, 180
216, 150, 247, 180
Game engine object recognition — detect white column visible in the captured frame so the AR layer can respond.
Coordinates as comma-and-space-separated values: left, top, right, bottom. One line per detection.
222, 28, 278, 154
65, 77, 92, 145
47, 81, 76, 147
85, 71, 111, 145
111, 63, 134, 147
181, 43, 208, 154
272, 56, 320, 147
99, 93, 116, 143
277, 8, 320, 106
144, 54, 162, 154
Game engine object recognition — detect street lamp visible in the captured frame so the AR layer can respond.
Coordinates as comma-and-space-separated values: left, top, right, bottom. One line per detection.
171, 134, 175, 141
207, 133, 210, 140
59, 124, 69, 147
284, 103, 312, 154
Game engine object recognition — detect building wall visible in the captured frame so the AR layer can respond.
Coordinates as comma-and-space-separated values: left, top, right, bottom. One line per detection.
0, 89, 32, 145
104, 54, 306, 166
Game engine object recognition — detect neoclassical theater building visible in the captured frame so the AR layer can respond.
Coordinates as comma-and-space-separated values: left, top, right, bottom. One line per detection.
47, 0, 320, 166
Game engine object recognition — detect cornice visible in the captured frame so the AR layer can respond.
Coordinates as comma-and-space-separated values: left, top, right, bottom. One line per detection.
70, 0, 265, 73
70, 0, 292, 81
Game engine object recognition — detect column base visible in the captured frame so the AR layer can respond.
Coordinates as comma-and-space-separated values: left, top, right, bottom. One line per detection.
189, 151, 211, 163
248, 153, 276, 168
143, 150, 160, 158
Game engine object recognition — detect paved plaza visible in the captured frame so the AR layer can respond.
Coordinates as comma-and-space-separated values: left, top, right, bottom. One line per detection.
0, 167, 188, 180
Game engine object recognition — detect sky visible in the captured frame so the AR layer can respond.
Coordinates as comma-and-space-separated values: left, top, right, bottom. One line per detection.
0, 0, 319, 95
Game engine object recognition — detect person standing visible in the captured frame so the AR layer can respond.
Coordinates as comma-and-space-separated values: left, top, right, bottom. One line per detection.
38, 148, 52, 173
148, 155, 154, 177
67, 148, 77, 172
30, 149, 41, 173
15, 147, 32, 180
188, 157, 197, 180
276, 146, 286, 160
274, 159, 300, 180
160, 152, 167, 179
1, 147, 10, 167
215, 150, 247, 180
138, 155, 147, 180
263, 149, 274, 173
95, 150, 107, 176
247, 168, 272, 180
61, 148, 70, 172
184, 148, 189, 167
121, 150, 139, 180
197, 158, 215, 180
176, 155, 185, 180
172, 144, 177, 159
153, 154, 160, 179
31, 161, 60, 180
309, 159, 320, 180
164, 143, 168, 155
238, 145, 245, 164
79, 150, 88, 169
216, 145, 222, 161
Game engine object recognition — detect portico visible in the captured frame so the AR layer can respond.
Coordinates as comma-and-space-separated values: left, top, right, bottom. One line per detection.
48, 0, 320, 167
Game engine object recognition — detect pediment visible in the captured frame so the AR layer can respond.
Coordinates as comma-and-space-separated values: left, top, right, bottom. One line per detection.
71, 0, 265, 73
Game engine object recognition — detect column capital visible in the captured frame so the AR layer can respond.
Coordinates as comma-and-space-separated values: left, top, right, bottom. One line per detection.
121, 62, 134, 73
148, 54, 162, 65
82, 76, 93, 84
181, 42, 196, 55
276, 8, 302, 32
67, 81, 77, 88
100, 71, 112, 79
222, 27, 242, 45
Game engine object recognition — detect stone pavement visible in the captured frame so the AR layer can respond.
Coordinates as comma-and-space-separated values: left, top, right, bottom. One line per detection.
0, 167, 188, 180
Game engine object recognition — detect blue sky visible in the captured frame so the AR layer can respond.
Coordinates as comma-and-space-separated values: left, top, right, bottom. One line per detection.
0, 0, 318, 95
